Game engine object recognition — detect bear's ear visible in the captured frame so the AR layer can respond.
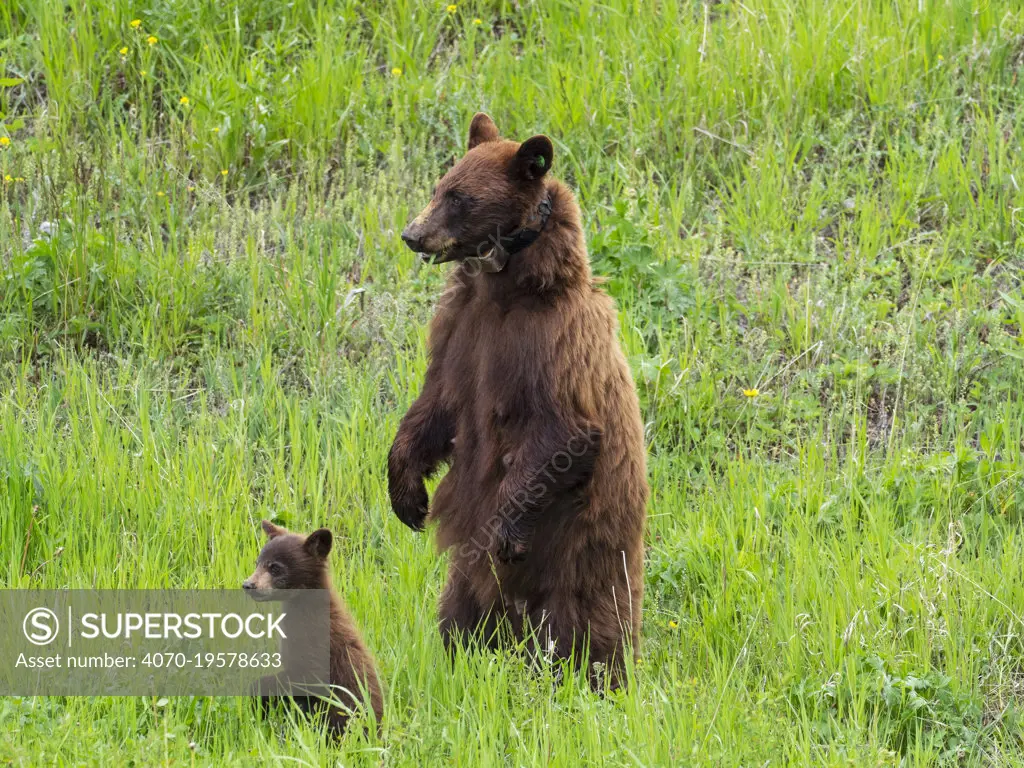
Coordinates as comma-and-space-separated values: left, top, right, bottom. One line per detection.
304, 528, 333, 559
514, 135, 553, 181
468, 112, 499, 150
261, 520, 285, 539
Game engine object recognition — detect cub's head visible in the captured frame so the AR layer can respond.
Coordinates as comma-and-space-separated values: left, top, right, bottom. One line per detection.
242, 520, 333, 600
401, 112, 554, 264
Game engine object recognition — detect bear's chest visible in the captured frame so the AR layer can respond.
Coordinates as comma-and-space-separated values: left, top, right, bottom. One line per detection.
441, 303, 534, 444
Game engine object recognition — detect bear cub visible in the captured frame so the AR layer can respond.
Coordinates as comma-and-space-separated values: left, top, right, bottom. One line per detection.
243, 520, 383, 737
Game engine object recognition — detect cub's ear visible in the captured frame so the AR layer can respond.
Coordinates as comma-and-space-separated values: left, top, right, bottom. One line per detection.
468, 112, 499, 150
304, 528, 333, 559
514, 135, 553, 180
261, 520, 286, 539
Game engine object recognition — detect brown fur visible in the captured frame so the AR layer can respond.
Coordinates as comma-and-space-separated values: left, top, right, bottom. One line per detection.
244, 521, 383, 736
390, 113, 648, 687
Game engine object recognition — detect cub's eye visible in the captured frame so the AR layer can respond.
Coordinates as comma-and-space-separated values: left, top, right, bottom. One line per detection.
268, 563, 283, 577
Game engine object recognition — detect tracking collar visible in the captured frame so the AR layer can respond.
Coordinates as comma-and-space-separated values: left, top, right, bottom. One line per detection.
471, 195, 553, 273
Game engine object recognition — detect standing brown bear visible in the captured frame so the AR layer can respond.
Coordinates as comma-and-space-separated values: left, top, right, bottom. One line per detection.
389, 113, 648, 688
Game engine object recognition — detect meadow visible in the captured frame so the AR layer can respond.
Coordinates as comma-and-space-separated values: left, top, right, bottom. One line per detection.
1, 0, 1024, 764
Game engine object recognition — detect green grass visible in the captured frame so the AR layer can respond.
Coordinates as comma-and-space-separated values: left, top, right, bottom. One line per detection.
1, 0, 1023, 764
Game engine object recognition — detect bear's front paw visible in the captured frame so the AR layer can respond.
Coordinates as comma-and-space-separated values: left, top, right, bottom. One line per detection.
390, 477, 428, 532
494, 517, 530, 563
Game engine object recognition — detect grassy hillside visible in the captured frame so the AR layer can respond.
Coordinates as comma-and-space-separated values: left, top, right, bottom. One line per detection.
1, 0, 1023, 764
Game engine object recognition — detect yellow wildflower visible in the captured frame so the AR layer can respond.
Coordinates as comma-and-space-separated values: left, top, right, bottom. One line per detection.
179, 96, 189, 105
0, 136, 10, 147
391, 67, 402, 77
220, 169, 228, 176
156, 191, 165, 197
130, 19, 142, 29
742, 388, 760, 398
446, 4, 457, 13
3, 174, 11, 182
15, 177, 24, 182
147, 35, 158, 46
473, 18, 482, 25
119, 46, 129, 56
187, 185, 195, 192
668, 620, 678, 629
140, 70, 147, 77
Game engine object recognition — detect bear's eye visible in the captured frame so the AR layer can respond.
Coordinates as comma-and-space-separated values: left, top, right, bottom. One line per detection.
445, 190, 472, 209
268, 563, 283, 577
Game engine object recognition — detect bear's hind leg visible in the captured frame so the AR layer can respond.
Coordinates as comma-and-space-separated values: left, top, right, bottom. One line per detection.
520, 601, 584, 681
439, 564, 504, 654
522, 596, 633, 692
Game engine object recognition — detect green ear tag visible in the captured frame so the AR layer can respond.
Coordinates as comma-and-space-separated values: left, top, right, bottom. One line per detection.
536, 155, 546, 168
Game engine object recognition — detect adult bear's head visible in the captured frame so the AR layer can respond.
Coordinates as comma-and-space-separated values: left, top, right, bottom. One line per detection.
400, 113, 554, 266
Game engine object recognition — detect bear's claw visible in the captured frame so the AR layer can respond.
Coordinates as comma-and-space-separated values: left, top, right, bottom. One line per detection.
391, 479, 428, 532
494, 519, 529, 563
